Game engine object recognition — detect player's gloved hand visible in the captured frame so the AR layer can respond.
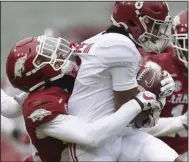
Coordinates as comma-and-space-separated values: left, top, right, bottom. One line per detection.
181, 111, 188, 130
141, 108, 161, 128
159, 70, 175, 97
133, 91, 161, 111
140, 97, 167, 128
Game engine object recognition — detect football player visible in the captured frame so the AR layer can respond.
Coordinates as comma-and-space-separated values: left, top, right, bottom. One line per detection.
139, 9, 188, 161
68, 1, 178, 161
5, 36, 160, 162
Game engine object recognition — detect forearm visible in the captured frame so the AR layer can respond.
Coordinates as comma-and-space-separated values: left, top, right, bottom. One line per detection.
86, 99, 141, 146
140, 116, 185, 137
37, 99, 141, 147
114, 87, 138, 110
1, 90, 23, 118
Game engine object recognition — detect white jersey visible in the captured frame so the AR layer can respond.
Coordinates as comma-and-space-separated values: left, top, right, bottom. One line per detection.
68, 32, 141, 121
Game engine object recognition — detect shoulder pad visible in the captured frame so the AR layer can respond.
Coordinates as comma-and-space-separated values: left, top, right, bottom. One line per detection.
23, 87, 69, 126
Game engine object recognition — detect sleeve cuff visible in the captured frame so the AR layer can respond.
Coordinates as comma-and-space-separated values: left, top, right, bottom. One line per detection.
113, 80, 138, 91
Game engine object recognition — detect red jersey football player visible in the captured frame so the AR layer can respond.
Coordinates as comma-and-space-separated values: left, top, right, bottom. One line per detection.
5, 35, 159, 162
139, 9, 188, 161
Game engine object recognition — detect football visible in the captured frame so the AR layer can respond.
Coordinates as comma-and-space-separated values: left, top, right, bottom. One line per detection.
137, 62, 163, 98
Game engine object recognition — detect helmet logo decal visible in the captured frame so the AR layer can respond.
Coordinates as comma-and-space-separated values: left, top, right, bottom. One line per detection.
28, 109, 52, 123
14, 54, 27, 78
135, 2, 144, 10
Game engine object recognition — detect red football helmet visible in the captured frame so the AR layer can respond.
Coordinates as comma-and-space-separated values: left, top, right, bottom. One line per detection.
6, 35, 76, 92
111, 1, 172, 53
172, 9, 188, 68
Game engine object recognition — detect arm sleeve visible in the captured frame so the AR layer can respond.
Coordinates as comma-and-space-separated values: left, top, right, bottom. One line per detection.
140, 116, 185, 137
36, 99, 141, 147
1, 89, 23, 118
99, 43, 140, 91
108, 66, 138, 91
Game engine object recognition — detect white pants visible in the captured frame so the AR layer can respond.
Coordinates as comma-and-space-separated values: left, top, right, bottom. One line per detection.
118, 130, 178, 161
68, 130, 178, 161
69, 136, 122, 161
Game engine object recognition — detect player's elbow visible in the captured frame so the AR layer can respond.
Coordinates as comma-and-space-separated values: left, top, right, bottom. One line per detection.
84, 136, 102, 147
1, 101, 22, 118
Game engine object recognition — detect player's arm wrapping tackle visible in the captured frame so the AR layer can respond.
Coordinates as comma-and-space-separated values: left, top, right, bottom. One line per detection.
140, 113, 187, 137
35, 98, 143, 147
3, 88, 160, 147
36, 90, 160, 147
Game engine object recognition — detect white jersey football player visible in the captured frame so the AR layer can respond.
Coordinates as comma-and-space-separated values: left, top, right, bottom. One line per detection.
68, 1, 178, 161
3, 35, 163, 162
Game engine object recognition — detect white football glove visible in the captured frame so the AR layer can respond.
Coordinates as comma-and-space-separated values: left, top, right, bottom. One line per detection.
142, 108, 161, 128
140, 97, 166, 128
133, 91, 163, 128
181, 111, 188, 130
158, 97, 166, 110
159, 70, 175, 98
133, 91, 161, 111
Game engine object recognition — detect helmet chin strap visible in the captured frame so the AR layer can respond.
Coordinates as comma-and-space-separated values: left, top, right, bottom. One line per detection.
138, 33, 172, 53
29, 81, 45, 92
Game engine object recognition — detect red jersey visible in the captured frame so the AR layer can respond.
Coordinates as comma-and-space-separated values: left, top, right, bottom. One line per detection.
139, 48, 188, 154
23, 86, 70, 162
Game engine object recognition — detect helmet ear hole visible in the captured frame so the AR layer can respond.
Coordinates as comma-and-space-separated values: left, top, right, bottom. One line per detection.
128, 20, 137, 27
36, 72, 45, 82
29, 48, 32, 54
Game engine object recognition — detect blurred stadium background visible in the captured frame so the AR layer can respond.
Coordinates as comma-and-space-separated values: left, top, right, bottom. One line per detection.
1, 2, 188, 78
1, 1, 188, 161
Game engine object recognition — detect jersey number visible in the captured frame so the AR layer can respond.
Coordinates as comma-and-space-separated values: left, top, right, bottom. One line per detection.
170, 104, 187, 137
135, 2, 144, 9
76, 43, 94, 54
